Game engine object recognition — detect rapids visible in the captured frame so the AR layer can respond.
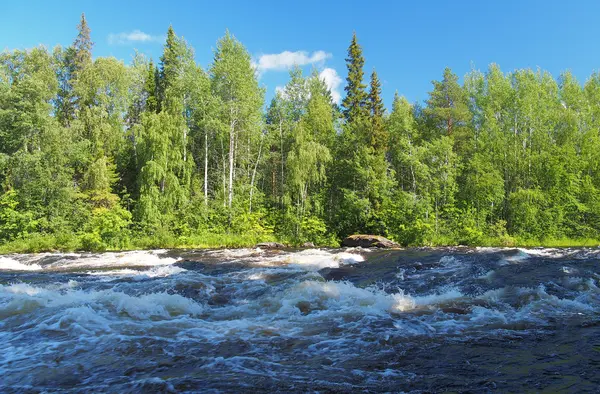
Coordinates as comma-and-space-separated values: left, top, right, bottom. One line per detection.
1, 247, 600, 392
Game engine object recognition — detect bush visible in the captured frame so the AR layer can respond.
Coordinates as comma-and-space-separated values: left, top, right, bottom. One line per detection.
86, 205, 132, 249
79, 233, 106, 252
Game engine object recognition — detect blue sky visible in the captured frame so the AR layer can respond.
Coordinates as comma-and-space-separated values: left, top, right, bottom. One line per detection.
2, 0, 600, 108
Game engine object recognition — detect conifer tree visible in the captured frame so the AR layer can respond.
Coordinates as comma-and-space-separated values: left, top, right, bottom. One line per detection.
55, 13, 94, 127
367, 69, 387, 151
145, 60, 158, 113
341, 32, 368, 123
73, 13, 93, 76
424, 67, 471, 139
158, 25, 181, 110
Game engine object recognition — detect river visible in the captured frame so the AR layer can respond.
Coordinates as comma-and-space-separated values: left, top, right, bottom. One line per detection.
1, 247, 600, 392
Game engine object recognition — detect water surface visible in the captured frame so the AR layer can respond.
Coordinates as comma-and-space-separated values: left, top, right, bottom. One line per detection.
1, 247, 600, 392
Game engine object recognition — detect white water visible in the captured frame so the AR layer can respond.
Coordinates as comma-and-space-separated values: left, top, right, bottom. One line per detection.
1, 247, 600, 391
0, 256, 42, 271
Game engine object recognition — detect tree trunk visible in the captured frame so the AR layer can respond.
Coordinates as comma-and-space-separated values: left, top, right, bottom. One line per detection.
183, 126, 187, 162
204, 127, 208, 205
228, 121, 234, 210
279, 118, 284, 203
249, 132, 264, 213
228, 106, 236, 210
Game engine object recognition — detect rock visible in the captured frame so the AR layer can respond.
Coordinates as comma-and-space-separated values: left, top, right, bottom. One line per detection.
208, 294, 230, 306
296, 301, 312, 315
256, 242, 286, 249
341, 234, 400, 249
301, 242, 315, 248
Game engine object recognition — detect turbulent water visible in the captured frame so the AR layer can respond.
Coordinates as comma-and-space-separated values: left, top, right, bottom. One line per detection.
1, 247, 600, 392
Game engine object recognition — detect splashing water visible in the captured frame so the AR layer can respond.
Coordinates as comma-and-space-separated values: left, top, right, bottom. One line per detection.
1, 247, 600, 391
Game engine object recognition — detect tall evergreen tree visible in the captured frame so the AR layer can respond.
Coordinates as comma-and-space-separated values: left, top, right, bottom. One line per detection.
158, 25, 184, 111
73, 13, 93, 76
145, 60, 159, 113
367, 69, 387, 151
341, 32, 368, 123
55, 13, 94, 127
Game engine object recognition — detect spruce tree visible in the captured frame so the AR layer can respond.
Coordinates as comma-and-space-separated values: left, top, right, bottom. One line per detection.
145, 60, 159, 113
56, 13, 93, 127
367, 69, 387, 151
158, 25, 180, 109
341, 32, 368, 123
73, 13, 93, 77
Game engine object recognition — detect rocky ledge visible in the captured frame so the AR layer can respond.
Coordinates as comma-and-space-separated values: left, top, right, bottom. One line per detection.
341, 234, 400, 248
255, 242, 286, 249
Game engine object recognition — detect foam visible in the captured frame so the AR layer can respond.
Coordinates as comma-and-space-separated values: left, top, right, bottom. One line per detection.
85, 265, 186, 278
2, 250, 180, 273
257, 249, 365, 270
0, 257, 42, 271
277, 280, 464, 317
0, 283, 203, 321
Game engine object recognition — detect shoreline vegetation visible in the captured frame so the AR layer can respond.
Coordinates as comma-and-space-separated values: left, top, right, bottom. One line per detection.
1, 233, 599, 254
3, 15, 600, 254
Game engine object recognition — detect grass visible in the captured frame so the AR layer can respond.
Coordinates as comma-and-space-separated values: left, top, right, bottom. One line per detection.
1, 232, 599, 254
512, 237, 600, 248
0, 232, 284, 254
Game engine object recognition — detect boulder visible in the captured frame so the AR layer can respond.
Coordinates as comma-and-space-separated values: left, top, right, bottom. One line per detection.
256, 242, 286, 249
301, 242, 316, 248
341, 234, 400, 248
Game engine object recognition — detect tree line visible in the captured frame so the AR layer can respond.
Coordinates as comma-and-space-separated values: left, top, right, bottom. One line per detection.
2, 14, 600, 251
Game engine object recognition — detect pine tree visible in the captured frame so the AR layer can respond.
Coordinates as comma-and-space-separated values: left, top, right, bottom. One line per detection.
367, 69, 387, 151
341, 32, 368, 123
424, 67, 471, 139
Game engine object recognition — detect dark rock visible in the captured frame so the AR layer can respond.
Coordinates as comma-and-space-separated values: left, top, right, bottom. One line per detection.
301, 242, 316, 248
296, 301, 312, 315
256, 242, 286, 249
341, 234, 400, 249
208, 294, 230, 306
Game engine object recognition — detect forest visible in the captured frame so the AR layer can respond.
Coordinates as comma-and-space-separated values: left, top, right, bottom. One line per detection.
1, 14, 600, 252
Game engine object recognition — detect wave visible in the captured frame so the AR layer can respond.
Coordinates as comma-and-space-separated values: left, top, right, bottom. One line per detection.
0, 283, 203, 321
0, 256, 42, 271
247, 249, 365, 271
276, 280, 464, 317
84, 265, 187, 278
0, 250, 180, 273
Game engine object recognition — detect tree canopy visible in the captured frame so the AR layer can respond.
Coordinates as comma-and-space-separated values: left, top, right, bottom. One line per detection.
2, 16, 600, 251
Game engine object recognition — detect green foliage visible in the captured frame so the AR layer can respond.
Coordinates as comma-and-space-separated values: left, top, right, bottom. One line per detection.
85, 205, 132, 249
367, 69, 387, 151
0, 190, 37, 241
341, 32, 368, 123
1, 21, 600, 252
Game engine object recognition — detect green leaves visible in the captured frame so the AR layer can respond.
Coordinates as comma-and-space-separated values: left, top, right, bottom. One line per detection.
4, 22, 600, 250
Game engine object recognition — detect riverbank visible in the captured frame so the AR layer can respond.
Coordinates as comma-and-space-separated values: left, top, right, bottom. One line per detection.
1, 232, 599, 254
0, 233, 279, 254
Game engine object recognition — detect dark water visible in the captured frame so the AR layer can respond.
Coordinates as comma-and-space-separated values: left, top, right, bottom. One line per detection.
1, 247, 600, 392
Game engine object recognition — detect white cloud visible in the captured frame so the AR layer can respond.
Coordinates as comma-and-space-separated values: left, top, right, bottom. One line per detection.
319, 67, 343, 104
255, 50, 331, 72
108, 30, 165, 45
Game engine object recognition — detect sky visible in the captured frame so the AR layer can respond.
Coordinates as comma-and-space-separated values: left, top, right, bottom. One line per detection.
2, 0, 600, 108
